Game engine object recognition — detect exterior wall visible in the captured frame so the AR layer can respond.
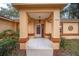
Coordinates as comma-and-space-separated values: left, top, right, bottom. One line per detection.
52, 9, 60, 38
63, 23, 78, 34
61, 21, 79, 39
0, 19, 18, 32
28, 20, 35, 38
45, 20, 52, 39
45, 21, 52, 33
28, 19, 79, 40
62, 36, 79, 39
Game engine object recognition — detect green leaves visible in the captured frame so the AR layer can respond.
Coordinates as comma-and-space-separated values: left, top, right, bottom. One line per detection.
0, 29, 19, 55
0, 29, 19, 40
0, 3, 19, 19
0, 37, 16, 55
60, 38, 65, 49
61, 3, 79, 19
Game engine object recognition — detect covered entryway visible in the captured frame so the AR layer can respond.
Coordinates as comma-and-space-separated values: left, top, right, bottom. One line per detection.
29, 12, 51, 38
27, 38, 53, 56
13, 4, 64, 56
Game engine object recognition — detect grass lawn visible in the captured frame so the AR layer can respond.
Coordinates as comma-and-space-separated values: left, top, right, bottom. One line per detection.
60, 39, 79, 56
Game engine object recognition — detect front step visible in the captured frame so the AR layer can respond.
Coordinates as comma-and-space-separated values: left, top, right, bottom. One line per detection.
26, 38, 53, 56
27, 49, 53, 56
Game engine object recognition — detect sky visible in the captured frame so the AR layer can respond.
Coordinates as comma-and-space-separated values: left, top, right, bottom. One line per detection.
0, 3, 8, 8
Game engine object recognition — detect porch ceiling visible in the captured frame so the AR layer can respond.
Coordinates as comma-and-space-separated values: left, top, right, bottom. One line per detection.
28, 12, 51, 20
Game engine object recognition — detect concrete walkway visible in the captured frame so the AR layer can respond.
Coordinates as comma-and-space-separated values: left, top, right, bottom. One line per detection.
26, 38, 53, 56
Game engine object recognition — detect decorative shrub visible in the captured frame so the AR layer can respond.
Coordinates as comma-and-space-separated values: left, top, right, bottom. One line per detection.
0, 37, 17, 55
0, 29, 19, 55
0, 29, 19, 41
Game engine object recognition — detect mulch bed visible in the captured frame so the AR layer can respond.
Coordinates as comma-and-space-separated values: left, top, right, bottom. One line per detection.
10, 43, 26, 56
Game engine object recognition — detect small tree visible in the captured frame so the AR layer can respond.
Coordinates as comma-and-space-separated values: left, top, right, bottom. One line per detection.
0, 3, 19, 19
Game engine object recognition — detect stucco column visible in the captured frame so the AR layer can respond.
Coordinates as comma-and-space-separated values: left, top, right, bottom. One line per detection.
19, 10, 28, 51
52, 9, 60, 55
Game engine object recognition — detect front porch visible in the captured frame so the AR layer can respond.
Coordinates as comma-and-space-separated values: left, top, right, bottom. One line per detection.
13, 4, 64, 56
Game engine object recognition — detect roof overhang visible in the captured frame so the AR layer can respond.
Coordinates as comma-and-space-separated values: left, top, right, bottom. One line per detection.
0, 16, 19, 23
12, 3, 65, 10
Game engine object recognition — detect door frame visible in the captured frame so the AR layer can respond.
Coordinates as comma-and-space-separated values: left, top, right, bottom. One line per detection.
35, 23, 42, 37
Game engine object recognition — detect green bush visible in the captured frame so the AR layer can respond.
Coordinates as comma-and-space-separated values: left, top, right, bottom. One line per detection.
60, 37, 65, 49
0, 29, 19, 55
0, 37, 17, 55
0, 29, 19, 40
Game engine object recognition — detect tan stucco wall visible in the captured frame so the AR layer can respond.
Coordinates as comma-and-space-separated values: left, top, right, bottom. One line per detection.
28, 20, 35, 38
28, 20, 34, 34
0, 19, 18, 32
19, 10, 28, 38
63, 23, 78, 34
62, 36, 79, 39
45, 21, 52, 34
61, 22, 79, 39
44, 20, 52, 39
52, 9, 60, 38
53, 43, 60, 49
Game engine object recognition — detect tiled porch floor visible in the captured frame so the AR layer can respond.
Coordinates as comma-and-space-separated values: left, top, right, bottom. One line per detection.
26, 38, 53, 56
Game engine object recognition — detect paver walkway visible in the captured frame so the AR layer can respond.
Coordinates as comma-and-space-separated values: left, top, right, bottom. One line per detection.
26, 38, 53, 56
